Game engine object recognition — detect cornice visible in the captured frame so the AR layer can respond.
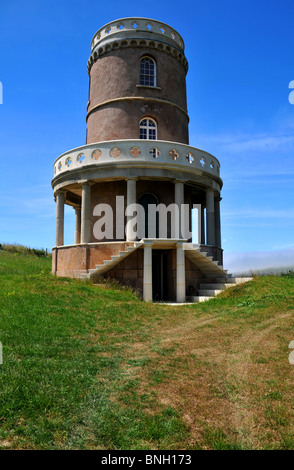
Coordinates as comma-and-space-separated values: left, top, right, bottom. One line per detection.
86, 96, 189, 121
87, 37, 188, 74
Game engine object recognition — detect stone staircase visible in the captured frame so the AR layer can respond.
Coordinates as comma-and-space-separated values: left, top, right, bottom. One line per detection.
79, 241, 143, 280
183, 243, 227, 277
183, 243, 252, 302
187, 276, 253, 302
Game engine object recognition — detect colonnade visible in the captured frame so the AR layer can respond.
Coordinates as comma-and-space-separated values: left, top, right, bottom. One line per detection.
55, 180, 221, 248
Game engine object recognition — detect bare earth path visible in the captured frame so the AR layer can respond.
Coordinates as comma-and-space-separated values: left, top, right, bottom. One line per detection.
122, 285, 294, 449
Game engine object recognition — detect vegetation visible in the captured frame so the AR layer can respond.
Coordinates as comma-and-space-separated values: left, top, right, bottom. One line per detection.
0, 243, 50, 258
0, 250, 294, 450
241, 266, 294, 277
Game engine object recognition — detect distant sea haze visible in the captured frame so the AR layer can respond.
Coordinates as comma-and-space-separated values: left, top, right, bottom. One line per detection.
225, 247, 294, 274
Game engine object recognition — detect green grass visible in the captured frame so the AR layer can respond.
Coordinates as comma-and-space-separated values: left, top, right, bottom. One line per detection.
0, 251, 294, 449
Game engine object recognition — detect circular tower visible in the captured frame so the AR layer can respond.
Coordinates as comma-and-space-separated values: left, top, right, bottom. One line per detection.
86, 18, 189, 144
51, 18, 224, 303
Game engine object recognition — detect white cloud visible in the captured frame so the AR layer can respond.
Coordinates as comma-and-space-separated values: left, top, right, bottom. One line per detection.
191, 131, 294, 155
0, 193, 54, 217
222, 134, 294, 153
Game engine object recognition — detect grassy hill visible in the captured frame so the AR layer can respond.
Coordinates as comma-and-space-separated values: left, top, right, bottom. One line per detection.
0, 250, 294, 450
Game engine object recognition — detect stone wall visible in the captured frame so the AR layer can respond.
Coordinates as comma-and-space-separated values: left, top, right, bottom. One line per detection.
87, 48, 188, 144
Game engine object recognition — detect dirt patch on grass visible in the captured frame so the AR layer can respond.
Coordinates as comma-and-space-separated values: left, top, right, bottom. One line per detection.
223, 312, 294, 447
122, 305, 294, 449
0, 440, 12, 448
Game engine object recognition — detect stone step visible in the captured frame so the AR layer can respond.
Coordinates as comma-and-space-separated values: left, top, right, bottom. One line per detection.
188, 276, 253, 303
88, 268, 98, 274
212, 262, 222, 268
199, 283, 224, 289
232, 277, 253, 284
210, 276, 252, 284
201, 273, 227, 280
189, 296, 212, 303
199, 283, 230, 290
207, 277, 234, 283
198, 289, 225, 296
78, 272, 90, 279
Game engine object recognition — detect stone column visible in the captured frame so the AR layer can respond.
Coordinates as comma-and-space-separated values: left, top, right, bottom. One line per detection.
201, 204, 205, 245
143, 242, 153, 302
206, 190, 215, 246
126, 178, 137, 241
215, 196, 222, 248
55, 191, 65, 247
81, 182, 92, 244
74, 206, 81, 245
176, 244, 186, 302
174, 180, 184, 239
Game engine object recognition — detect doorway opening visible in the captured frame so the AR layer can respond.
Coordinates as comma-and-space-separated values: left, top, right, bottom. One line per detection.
152, 249, 171, 301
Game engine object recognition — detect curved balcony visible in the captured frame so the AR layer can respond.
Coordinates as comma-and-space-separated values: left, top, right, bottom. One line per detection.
52, 139, 222, 187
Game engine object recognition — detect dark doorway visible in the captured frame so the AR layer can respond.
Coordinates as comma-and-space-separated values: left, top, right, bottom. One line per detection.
152, 250, 169, 301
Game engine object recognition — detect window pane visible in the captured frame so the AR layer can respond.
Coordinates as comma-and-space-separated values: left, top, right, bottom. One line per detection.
149, 129, 156, 139
140, 57, 155, 86
140, 129, 147, 139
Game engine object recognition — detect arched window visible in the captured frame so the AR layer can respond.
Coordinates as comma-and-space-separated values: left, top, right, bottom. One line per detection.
140, 118, 157, 140
140, 57, 156, 86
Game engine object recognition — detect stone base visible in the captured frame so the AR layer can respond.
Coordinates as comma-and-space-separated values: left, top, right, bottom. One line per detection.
52, 242, 209, 301
52, 242, 134, 278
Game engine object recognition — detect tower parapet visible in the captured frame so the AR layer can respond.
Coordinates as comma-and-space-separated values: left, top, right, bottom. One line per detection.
88, 18, 188, 73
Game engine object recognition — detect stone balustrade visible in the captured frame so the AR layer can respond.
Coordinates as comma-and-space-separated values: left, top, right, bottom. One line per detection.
53, 139, 221, 181
90, 18, 185, 53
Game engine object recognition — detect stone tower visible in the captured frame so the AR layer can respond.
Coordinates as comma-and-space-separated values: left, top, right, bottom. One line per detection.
52, 18, 225, 302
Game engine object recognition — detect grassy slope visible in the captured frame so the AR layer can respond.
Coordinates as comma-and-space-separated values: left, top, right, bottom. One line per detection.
0, 251, 294, 450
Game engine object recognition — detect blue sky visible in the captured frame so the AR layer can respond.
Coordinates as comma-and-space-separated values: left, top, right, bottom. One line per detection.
0, 0, 293, 272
